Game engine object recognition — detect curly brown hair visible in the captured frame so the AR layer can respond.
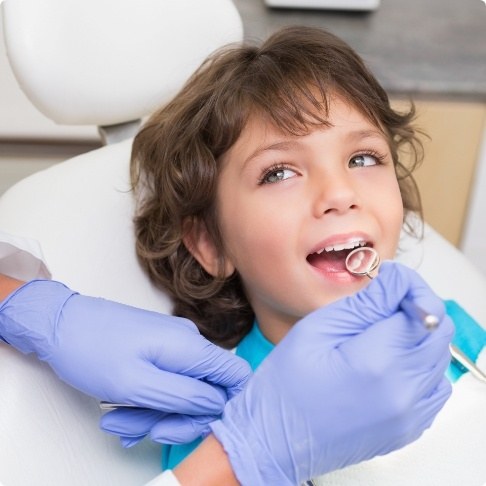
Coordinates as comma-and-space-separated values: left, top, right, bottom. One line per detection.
130, 26, 424, 348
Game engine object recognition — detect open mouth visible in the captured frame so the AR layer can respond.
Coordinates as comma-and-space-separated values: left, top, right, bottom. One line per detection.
306, 239, 372, 273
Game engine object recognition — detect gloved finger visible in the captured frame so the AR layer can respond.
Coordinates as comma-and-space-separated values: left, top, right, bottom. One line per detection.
150, 336, 251, 400
407, 376, 452, 439
407, 315, 454, 371
421, 376, 453, 417
401, 275, 447, 325
353, 261, 442, 324
149, 413, 215, 444
380, 376, 452, 455
201, 345, 251, 399
100, 407, 168, 437
337, 311, 435, 377
290, 262, 438, 346
120, 435, 147, 448
334, 311, 452, 416
114, 364, 229, 414
101, 408, 214, 445
187, 342, 251, 399
408, 351, 452, 402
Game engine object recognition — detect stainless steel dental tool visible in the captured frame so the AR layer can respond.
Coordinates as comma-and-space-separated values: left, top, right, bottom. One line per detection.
301, 249, 485, 486
345, 246, 439, 331
345, 246, 486, 383
345, 246, 380, 279
449, 343, 486, 383
99, 401, 139, 411
302, 249, 441, 486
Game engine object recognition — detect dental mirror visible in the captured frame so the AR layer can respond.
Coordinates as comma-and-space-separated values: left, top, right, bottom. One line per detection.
345, 246, 439, 331
345, 246, 380, 279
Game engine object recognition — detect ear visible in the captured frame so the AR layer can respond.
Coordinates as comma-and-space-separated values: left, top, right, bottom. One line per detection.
182, 218, 235, 278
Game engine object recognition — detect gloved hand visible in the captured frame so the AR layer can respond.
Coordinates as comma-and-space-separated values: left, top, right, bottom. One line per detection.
0, 280, 251, 444
209, 262, 454, 486
101, 407, 216, 447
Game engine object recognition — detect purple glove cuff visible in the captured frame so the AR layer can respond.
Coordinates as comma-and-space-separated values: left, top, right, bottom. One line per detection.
0, 279, 77, 359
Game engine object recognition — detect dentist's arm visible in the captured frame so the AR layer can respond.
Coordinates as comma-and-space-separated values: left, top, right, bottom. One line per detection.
174, 262, 453, 485
113, 262, 453, 486
0, 276, 251, 439
0, 272, 239, 485
1, 263, 453, 486
0, 274, 23, 300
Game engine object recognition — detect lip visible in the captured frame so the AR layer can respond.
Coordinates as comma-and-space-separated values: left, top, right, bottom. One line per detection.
307, 232, 374, 256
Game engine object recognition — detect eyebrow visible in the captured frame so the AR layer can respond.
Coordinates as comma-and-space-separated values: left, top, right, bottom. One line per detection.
244, 140, 299, 167
243, 128, 387, 167
346, 129, 387, 142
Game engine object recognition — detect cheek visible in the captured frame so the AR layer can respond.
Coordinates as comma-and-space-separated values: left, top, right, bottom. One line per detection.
220, 202, 291, 263
390, 178, 405, 223
217, 169, 290, 243
383, 180, 404, 218
380, 178, 404, 254
216, 187, 300, 281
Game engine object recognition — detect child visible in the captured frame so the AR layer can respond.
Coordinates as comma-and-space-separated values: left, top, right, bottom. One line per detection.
130, 26, 486, 481
131, 25, 423, 348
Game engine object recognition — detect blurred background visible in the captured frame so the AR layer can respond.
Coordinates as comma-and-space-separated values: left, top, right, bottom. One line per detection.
1, 0, 485, 274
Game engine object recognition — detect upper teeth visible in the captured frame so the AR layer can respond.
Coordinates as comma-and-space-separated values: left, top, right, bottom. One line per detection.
316, 240, 366, 254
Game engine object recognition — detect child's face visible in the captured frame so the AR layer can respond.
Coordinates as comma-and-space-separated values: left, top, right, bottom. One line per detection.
197, 95, 404, 343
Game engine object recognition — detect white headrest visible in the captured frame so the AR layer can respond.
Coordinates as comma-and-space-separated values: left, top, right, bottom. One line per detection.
2, 0, 243, 126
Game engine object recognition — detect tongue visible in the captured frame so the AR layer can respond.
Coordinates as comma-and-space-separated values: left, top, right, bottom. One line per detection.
307, 250, 348, 273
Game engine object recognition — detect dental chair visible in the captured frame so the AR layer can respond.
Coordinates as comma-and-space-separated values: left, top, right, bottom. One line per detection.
0, 0, 242, 484
0, 0, 485, 485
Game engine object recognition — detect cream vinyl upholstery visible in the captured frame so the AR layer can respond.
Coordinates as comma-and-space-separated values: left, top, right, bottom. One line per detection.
1, 138, 486, 486
0, 0, 242, 484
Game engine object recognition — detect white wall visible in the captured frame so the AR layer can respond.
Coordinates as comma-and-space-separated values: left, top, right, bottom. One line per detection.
461, 127, 486, 276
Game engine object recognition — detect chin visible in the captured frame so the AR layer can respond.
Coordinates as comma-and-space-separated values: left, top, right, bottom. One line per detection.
317, 282, 366, 309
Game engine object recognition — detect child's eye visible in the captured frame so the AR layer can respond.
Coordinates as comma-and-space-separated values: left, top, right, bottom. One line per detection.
259, 165, 297, 185
348, 153, 383, 168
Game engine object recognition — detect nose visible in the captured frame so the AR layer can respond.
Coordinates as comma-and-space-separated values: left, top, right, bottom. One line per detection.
312, 168, 360, 217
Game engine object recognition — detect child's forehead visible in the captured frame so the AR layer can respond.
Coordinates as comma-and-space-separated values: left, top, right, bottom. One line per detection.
220, 99, 390, 169
241, 94, 386, 142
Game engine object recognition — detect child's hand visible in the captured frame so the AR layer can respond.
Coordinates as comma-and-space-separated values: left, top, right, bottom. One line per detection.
0, 280, 251, 444
209, 262, 454, 485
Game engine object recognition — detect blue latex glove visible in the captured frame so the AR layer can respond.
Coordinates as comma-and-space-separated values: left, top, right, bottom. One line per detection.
209, 262, 454, 485
0, 280, 250, 443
